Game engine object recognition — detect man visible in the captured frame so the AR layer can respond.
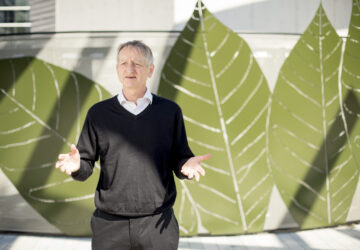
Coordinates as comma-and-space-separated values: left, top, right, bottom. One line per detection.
55, 40, 211, 250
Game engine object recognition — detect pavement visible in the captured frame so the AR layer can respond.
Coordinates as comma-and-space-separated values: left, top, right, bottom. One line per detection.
0, 223, 359, 250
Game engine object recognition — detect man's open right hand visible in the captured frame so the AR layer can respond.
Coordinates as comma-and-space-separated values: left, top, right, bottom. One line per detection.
55, 144, 81, 175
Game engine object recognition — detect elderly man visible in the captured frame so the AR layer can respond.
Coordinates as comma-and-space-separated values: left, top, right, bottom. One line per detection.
55, 40, 210, 250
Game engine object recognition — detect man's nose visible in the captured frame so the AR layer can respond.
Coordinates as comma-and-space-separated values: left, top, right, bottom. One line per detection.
125, 63, 136, 73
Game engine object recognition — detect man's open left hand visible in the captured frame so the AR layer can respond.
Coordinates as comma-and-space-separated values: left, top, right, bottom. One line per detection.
180, 154, 211, 182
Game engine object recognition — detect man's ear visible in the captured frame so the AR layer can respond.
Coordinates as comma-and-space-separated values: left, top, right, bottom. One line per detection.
148, 64, 155, 78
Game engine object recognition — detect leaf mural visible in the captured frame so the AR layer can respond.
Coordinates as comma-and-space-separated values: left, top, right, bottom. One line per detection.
268, 4, 359, 229
158, 1, 272, 235
0, 57, 111, 235
341, 0, 360, 168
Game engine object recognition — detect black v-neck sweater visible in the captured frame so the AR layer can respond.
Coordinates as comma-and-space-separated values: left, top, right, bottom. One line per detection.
72, 94, 194, 216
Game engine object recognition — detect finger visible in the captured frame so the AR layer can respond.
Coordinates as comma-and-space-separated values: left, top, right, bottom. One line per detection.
197, 154, 211, 162
58, 154, 68, 160
181, 169, 188, 176
55, 161, 63, 169
181, 167, 186, 174
70, 144, 79, 155
60, 165, 67, 173
65, 169, 72, 176
194, 171, 200, 182
198, 166, 205, 176
187, 171, 194, 180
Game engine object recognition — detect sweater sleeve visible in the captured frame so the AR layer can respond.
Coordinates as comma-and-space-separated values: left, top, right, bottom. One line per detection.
71, 110, 99, 181
172, 107, 194, 179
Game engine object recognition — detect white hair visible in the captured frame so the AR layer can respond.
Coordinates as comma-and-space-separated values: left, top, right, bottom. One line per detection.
117, 40, 154, 66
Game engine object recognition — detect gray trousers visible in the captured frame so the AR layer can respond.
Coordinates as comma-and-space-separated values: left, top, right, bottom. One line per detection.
91, 208, 179, 250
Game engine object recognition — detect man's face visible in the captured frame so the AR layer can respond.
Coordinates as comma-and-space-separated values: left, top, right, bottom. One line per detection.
116, 46, 154, 90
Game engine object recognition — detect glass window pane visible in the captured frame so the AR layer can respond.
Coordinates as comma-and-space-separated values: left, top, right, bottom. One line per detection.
0, 11, 14, 22
0, 11, 29, 22
0, 0, 15, 6
14, 10, 28, 22
0, 27, 29, 33
0, 0, 29, 6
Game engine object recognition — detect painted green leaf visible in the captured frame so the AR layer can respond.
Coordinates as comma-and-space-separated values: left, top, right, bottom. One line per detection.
158, 1, 272, 235
341, 0, 360, 167
0, 57, 111, 235
268, 4, 359, 229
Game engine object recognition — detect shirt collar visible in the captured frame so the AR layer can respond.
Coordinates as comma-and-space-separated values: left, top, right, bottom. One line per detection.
143, 88, 153, 104
117, 88, 153, 105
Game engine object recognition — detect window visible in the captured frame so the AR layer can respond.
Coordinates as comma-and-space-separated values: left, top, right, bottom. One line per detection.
0, 0, 30, 34
0, 0, 29, 7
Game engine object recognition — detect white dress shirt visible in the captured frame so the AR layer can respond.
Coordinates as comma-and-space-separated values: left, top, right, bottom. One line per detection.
117, 88, 153, 115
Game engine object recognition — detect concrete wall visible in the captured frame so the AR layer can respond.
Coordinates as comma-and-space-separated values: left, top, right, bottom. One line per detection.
50, 0, 351, 35
29, 0, 56, 32
174, 0, 351, 35
26, 0, 353, 94
55, 0, 174, 31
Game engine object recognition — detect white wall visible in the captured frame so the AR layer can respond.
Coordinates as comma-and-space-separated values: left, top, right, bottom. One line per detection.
55, 0, 174, 31
8, 0, 355, 95
45, 0, 353, 93
175, 0, 351, 36
53, 0, 351, 36
30, 0, 56, 32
